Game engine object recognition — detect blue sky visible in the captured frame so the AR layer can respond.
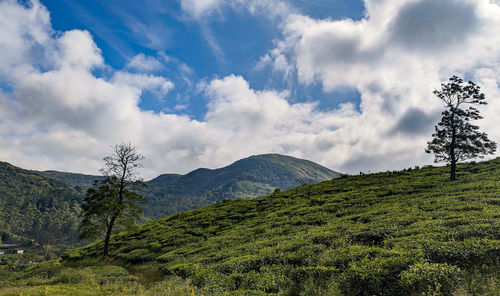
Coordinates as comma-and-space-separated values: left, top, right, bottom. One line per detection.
42, 0, 364, 119
0, 0, 499, 178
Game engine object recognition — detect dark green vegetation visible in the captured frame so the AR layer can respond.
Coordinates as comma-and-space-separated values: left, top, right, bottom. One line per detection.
143, 154, 341, 218
34, 170, 104, 193
36, 154, 341, 219
80, 142, 147, 257
0, 162, 81, 251
0, 260, 199, 296
3, 158, 496, 295
0, 154, 337, 256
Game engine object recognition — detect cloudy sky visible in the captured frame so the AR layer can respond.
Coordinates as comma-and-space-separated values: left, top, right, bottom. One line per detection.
0, 0, 499, 179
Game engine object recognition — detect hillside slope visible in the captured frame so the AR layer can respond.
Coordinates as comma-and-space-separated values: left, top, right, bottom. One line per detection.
144, 154, 341, 217
36, 154, 341, 218
34, 170, 104, 191
0, 162, 82, 246
58, 158, 500, 296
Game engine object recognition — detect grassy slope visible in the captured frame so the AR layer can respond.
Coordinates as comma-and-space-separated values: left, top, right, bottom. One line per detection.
3, 159, 500, 295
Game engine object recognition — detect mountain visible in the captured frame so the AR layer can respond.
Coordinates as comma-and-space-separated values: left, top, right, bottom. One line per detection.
34, 170, 104, 192
0, 162, 82, 247
44, 158, 499, 296
143, 154, 341, 217
36, 154, 341, 218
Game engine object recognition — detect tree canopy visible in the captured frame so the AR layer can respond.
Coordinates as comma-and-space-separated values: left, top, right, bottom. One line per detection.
79, 143, 146, 257
426, 76, 496, 180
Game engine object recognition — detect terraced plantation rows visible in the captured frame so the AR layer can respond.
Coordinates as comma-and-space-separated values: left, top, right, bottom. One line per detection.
3, 158, 500, 295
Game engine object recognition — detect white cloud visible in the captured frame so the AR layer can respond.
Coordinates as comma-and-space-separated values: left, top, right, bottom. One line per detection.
179, 0, 292, 20
180, 0, 223, 19
0, 0, 51, 77
0, 1, 318, 179
126, 53, 164, 72
111, 72, 174, 98
0, 0, 499, 181
0, 0, 358, 177
262, 0, 500, 170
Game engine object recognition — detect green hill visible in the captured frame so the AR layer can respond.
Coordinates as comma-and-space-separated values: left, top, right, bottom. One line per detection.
143, 154, 341, 217
0, 162, 82, 247
33, 170, 104, 192
36, 154, 341, 218
5, 158, 496, 295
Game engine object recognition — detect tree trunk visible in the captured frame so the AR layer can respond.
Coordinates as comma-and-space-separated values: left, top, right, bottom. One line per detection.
450, 109, 456, 181
450, 159, 456, 181
103, 215, 116, 257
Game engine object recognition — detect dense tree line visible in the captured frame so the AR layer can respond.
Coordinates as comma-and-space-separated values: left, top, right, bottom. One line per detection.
0, 162, 81, 246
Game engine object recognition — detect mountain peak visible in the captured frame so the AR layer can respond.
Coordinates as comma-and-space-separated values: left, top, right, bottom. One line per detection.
143, 153, 340, 217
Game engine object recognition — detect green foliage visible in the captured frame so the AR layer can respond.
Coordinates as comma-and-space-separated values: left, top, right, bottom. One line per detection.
16, 260, 64, 280
41, 154, 340, 219
79, 143, 146, 257
400, 262, 462, 296
423, 238, 500, 268
0, 260, 193, 296
33, 170, 104, 193
79, 177, 146, 241
5, 158, 500, 295
340, 253, 416, 295
0, 162, 82, 246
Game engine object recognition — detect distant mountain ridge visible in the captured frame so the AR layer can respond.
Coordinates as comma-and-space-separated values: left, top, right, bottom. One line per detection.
143, 154, 341, 217
36, 154, 341, 218
0, 154, 338, 250
34, 170, 104, 191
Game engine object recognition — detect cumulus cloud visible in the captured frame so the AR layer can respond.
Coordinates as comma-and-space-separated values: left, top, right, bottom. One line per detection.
0, 0, 355, 178
262, 0, 500, 170
111, 72, 174, 98
1, 0, 499, 180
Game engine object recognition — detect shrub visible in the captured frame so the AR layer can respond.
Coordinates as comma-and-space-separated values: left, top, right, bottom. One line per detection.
217, 255, 262, 274
53, 268, 92, 284
288, 266, 338, 296
161, 263, 198, 278
340, 254, 416, 296
61, 249, 83, 261
424, 239, 500, 268
400, 262, 462, 296
122, 248, 154, 262
18, 260, 63, 280
239, 270, 278, 292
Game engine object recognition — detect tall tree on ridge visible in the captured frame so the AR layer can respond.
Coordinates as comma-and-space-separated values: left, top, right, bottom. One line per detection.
426, 76, 496, 180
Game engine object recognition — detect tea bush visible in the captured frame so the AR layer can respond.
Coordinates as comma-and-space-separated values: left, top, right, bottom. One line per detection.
4, 158, 500, 295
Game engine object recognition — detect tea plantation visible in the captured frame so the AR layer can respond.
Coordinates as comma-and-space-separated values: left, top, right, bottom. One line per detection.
1, 158, 499, 295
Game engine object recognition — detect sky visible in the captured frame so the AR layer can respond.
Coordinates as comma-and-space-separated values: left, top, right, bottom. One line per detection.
0, 0, 499, 179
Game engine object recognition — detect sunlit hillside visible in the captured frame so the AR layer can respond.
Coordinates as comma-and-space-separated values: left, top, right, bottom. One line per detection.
2, 158, 498, 295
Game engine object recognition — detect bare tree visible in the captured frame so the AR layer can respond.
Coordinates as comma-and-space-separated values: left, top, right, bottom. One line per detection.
79, 143, 146, 257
